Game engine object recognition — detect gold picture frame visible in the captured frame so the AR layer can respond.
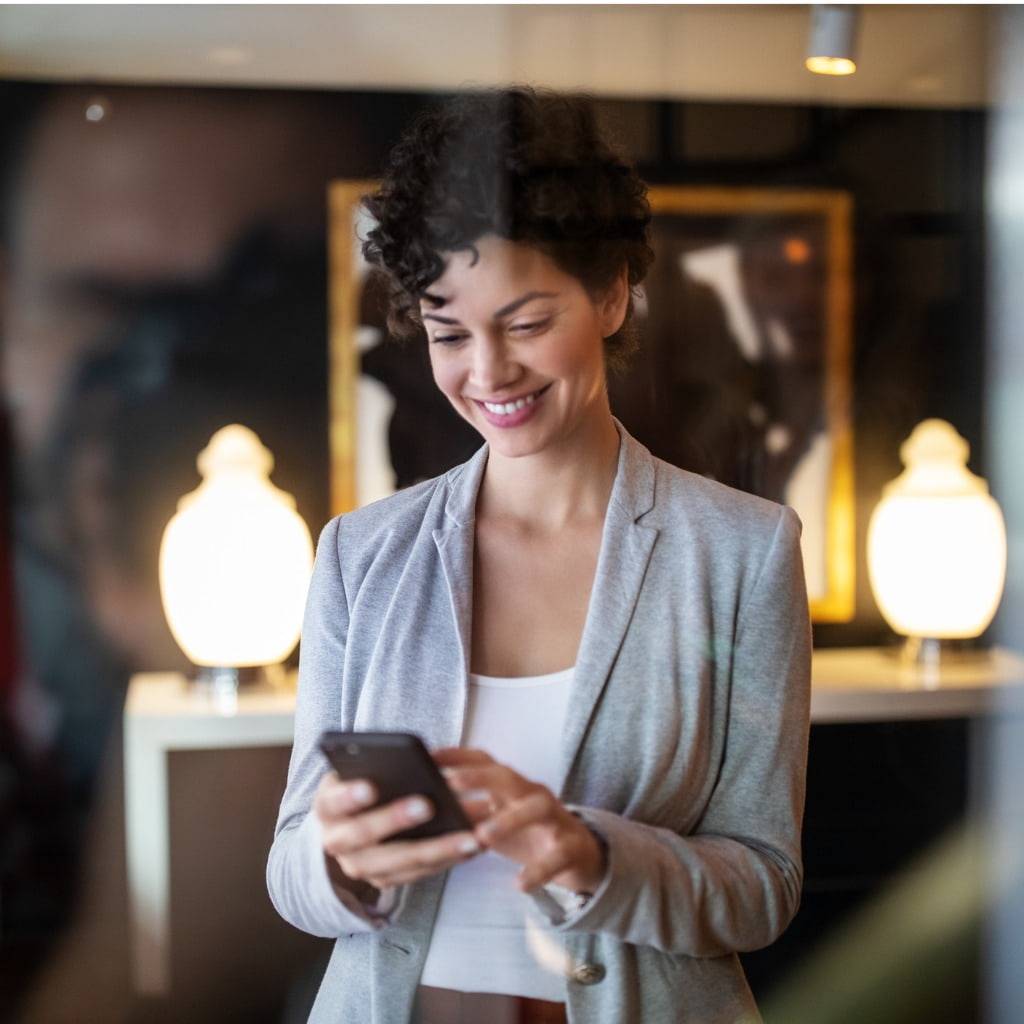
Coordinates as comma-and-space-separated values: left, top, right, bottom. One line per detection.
328, 180, 855, 622
327, 179, 375, 517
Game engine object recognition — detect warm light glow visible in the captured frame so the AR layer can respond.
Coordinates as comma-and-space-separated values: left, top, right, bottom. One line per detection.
867, 420, 1007, 639
159, 425, 314, 668
783, 236, 812, 264
805, 56, 857, 76
806, 4, 859, 77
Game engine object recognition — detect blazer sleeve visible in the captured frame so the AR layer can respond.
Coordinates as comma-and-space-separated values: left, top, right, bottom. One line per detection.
266, 516, 389, 937
544, 505, 812, 957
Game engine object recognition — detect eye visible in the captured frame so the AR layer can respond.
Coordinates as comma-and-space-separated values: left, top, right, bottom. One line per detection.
429, 330, 468, 347
509, 316, 552, 337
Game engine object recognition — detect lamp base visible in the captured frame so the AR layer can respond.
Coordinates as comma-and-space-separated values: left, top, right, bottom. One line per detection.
191, 663, 289, 696
896, 636, 996, 668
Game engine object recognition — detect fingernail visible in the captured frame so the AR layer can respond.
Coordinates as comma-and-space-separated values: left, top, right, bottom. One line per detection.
405, 797, 430, 822
458, 836, 480, 855
350, 782, 374, 806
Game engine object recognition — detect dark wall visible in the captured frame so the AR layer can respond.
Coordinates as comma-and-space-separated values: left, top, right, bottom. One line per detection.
0, 81, 987, 1022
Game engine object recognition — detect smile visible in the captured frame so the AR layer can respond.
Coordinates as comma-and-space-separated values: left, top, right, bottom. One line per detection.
480, 387, 547, 416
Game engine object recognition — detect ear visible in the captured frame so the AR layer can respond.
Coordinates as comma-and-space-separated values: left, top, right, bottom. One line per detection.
596, 266, 630, 339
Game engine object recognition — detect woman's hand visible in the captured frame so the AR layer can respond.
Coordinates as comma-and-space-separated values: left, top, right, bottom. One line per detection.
313, 771, 481, 898
434, 748, 607, 896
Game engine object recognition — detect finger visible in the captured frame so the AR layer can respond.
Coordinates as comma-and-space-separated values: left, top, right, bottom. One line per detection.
443, 762, 526, 803
516, 845, 577, 893
340, 829, 481, 890
433, 750, 506, 806
458, 790, 494, 825
477, 788, 557, 844
314, 772, 378, 822
432, 747, 496, 769
322, 794, 438, 856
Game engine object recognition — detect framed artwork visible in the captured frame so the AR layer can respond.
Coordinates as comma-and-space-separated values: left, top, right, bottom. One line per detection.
328, 181, 855, 622
613, 186, 855, 621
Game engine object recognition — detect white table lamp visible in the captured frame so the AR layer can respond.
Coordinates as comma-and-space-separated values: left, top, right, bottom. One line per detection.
159, 424, 314, 691
867, 419, 1006, 663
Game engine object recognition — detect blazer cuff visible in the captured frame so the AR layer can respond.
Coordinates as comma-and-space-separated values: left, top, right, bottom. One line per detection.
299, 811, 394, 931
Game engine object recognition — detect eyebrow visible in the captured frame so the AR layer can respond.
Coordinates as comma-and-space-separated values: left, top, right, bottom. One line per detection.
421, 290, 558, 324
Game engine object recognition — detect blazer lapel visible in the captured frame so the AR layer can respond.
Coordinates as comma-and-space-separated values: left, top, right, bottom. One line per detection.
429, 446, 488, 740
560, 427, 659, 786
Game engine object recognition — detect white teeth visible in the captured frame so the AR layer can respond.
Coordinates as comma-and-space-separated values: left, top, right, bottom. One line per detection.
483, 391, 538, 415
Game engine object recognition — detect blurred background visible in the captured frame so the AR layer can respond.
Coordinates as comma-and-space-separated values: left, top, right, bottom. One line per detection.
0, 5, 1021, 1023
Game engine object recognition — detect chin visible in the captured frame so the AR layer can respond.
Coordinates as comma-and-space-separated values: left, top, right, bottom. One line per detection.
478, 424, 551, 459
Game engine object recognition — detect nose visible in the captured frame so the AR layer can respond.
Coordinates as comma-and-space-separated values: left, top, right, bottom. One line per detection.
469, 333, 519, 392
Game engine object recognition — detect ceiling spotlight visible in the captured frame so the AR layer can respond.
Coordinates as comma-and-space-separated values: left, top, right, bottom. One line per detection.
84, 96, 110, 122
806, 4, 859, 76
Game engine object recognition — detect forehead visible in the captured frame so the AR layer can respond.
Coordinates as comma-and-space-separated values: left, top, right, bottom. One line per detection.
425, 235, 574, 305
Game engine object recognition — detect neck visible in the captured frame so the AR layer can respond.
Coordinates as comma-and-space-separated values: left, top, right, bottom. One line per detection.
478, 415, 620, 530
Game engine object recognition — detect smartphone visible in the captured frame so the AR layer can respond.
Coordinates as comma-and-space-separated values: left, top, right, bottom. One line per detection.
318, 731, 473, 842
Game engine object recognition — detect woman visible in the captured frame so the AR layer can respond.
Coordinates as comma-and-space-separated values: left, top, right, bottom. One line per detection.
268, 88, 811, 1024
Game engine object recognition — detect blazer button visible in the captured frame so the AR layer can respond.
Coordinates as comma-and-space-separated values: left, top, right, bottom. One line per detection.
573, 963, 606, 986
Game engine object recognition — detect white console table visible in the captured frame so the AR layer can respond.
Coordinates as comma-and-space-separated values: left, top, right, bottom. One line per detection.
810, 646, 1024, 722
123, 647, 1024, 995
123, 672, 298, 995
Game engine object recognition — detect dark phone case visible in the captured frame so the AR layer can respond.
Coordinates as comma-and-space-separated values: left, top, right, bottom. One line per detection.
319, 731, 473, 841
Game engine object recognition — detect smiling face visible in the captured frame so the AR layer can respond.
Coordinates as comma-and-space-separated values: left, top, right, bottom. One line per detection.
420, 235, 627, 462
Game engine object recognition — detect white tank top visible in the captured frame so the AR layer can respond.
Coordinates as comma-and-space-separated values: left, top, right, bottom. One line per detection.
419, 667, 574, 999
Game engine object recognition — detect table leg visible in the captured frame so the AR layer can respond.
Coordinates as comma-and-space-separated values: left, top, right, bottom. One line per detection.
124, 714, 172, 994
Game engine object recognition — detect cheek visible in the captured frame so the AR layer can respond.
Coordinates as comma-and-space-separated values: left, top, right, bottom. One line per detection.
428, 348, 460, 398
547, 326, 606, 379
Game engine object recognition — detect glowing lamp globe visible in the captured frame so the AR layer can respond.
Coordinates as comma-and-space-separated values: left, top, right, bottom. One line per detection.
159, 425, 314, 676
867, 419, 1006, 646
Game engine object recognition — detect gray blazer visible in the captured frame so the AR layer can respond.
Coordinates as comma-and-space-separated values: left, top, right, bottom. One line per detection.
268, 425, 811, 1023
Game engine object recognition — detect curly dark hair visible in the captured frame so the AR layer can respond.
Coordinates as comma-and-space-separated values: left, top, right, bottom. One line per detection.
361, 87, 654, 370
